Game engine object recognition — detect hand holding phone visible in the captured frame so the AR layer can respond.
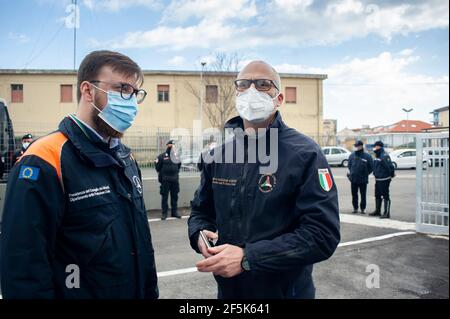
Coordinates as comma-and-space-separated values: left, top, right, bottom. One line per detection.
198, 230, 218, 258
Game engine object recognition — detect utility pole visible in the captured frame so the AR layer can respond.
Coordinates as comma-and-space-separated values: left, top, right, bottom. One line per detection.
73, 0, 78, 70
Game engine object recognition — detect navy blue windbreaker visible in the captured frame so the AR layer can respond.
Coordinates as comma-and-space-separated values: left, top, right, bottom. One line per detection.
348, 151, 374, 184
188, 112, 340, 299
373, 150, 395, 180
0, 115, 158, 299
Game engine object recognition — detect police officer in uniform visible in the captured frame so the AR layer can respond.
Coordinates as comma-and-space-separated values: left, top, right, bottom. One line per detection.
188, 61, 340, 299
348, 140, 373, 214
12, 133, 34, 164
370, 141, 395, 219
155, 140, 181, 220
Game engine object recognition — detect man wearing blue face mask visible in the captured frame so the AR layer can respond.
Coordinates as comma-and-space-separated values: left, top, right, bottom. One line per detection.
188, 61, 340, 299
1, 50, 158, 299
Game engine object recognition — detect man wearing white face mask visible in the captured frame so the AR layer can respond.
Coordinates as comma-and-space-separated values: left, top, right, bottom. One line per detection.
189, 61, 340, 299
1, 51, 158, 299
12, 133, 34, 164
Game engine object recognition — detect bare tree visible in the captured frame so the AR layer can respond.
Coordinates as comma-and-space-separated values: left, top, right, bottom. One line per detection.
186, 53, 242, 129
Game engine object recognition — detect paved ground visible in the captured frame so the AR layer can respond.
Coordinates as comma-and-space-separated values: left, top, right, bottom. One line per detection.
1, 167, 448, 299
331, 167, 418, 222
147, 166, 449, 299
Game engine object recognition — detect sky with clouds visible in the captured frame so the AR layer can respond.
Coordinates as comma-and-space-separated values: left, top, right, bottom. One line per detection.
0, 0, 448, 130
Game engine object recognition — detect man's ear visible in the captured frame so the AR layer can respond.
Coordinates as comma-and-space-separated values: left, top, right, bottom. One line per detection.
80, 81, 94, 103
276, 92, 284, 107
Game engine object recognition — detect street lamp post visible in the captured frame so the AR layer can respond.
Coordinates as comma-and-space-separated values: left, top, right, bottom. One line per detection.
200, 62, 207, 130
402, 107, 413, 146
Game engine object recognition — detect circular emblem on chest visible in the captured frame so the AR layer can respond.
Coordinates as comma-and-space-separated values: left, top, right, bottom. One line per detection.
258, 174, 276, 193
132, 175, 143, 194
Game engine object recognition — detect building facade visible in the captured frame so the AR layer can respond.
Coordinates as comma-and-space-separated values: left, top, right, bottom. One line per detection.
431, 106, 449, 128
0, 69, 327, 164
0, 69, 327, 139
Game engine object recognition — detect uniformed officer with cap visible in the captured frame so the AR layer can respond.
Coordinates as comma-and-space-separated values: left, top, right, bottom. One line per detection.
370, 140, 395, 218
348, 140, 373, 214
12, 133, 34, 164
155, 139, 181, 220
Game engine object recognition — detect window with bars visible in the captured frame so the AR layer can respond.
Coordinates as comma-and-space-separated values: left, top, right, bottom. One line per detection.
11, 84, 23, 103
60, 84, 73, 103
285, 87, 297, 104
205, 85, 218, 103
157, 85, 170, 102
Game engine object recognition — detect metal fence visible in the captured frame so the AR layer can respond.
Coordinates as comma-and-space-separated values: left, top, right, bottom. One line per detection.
416, 133, 449, 235
9, 121, 338, 173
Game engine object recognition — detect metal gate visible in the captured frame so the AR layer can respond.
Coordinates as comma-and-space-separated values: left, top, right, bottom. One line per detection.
416, 133, 449, 235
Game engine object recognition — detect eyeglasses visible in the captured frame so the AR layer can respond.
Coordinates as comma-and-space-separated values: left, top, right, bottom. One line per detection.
234, 79, 279, 92
90, 80, 147, 104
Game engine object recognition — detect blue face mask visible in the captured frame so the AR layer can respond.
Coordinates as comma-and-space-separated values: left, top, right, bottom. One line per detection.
91, 85, 138, 133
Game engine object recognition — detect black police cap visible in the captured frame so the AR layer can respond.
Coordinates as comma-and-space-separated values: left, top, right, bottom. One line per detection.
354, 140, 364, 147
22, 133, 33, 140
374, 141, 384, 147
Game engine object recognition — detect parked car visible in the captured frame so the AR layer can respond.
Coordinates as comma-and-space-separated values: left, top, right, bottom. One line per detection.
322, 146, 351, 167
389, 149, 428, 170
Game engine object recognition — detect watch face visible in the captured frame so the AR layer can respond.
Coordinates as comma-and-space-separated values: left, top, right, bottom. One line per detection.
242, 258, 250, 271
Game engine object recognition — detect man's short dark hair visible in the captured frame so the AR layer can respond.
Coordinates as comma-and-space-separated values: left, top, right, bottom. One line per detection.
77, 50, 144, 102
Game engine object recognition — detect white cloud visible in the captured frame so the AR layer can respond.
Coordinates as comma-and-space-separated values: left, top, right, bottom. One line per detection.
94, 0, 448, 51
268, 0, 449, 45
399, 48, 415, 56
103, 20, 235, 50
275, 52, 449, 130
8, 32, 30, 44
326, 0, 365, 16
82, 0, 160, 11
274, 0, 313, 11
167, 55, 187, 67
161, 0, 257, 24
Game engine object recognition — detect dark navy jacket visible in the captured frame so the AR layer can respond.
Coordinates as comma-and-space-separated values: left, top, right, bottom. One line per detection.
155, 148, 181, 183
188, 112, 340, 299
373, 149, 395, 181
0, 115, 158, 299
348, 151, 374, 184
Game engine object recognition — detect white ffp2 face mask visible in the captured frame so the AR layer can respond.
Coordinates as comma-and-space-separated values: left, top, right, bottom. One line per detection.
236, 87, 279, 123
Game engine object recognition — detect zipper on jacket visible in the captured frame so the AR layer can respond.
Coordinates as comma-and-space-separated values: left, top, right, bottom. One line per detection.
239, 137, 249, 243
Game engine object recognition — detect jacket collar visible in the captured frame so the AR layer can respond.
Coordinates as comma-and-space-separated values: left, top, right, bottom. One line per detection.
58, 116, 129, 168
224, 111, 285, 131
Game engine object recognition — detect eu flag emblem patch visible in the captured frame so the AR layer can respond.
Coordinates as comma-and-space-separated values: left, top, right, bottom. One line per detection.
19, 166, 40, 181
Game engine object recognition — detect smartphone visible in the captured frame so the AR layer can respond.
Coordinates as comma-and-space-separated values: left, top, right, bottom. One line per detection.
200, 230, 215, 248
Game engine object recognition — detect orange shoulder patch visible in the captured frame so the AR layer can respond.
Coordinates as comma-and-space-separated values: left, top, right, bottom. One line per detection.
18, 132, 68, 180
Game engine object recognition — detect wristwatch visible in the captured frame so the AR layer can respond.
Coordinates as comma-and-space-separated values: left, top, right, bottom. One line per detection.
241, 252, 251, 271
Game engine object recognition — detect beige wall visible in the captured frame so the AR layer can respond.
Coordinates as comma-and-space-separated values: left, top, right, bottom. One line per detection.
0, 71, 325, 141
439, 109, 449, 127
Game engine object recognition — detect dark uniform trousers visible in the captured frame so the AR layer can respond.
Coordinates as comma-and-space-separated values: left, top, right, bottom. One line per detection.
375, 179, 391, 201
351, 183, 367, 210
160, 180, 179, 214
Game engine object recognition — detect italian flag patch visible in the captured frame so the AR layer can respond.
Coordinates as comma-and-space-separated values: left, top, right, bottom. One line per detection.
318, 168, 333, 192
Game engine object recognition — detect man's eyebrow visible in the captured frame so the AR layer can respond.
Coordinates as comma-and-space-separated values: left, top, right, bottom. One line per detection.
117, 81, 138, 88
